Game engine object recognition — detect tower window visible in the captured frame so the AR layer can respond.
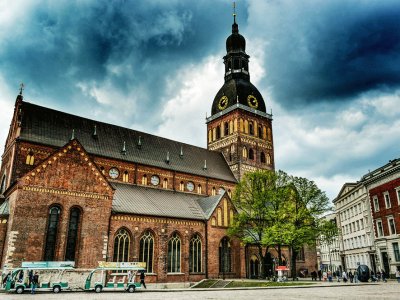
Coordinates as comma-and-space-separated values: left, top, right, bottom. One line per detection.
180, 181, 184, 191
122, 171, 129, 182
163, 178, 168, 189
216, 126, 221, 139
229, 121, 234, 134
197, 184, 202, 194
260, 152, 266, 163
141, 174, 147, 185
234, 59, 239, 70
228, 60, 232, 71
249, 122, 254, 135
249, 148, 255, 160
267, 128, 272, 141
258, 126, 262, 138
266, 153, 271, 165
26, 152, 34, 165
242, 147, 248, 158
208, 130, 212, 143
224, 123, 229, 136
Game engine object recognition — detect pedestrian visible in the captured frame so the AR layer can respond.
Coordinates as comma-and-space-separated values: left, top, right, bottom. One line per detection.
348, 271, 354, 283
322, 271, 327, 281
377, 270, 381, 282
337, 271, 341, 282
381, 270, 387, 283
395, 269, 400, 283
31, 272, 39, 294
311, 270, 317, 281
18, 270, 24, 283
28, 270, 33, 287
2, 272, 10, 288
342, 271, 348, 283
318, 270, 322, 281
127, 270, 133, 283
140, 270, 146, 289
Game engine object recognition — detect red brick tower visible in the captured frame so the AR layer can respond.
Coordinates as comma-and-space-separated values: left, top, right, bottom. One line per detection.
206, 16, 274, 181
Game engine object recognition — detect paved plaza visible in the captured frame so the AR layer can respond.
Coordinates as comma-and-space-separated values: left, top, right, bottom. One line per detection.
1, 282, 399, 300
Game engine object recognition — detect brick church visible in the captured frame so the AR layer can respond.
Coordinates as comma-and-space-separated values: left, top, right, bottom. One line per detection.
0, 17, 316, 282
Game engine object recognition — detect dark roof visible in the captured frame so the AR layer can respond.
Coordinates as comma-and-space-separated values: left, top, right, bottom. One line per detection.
197, 194, 223, 219
112, 182, 222, 220
18, 101, 237, 183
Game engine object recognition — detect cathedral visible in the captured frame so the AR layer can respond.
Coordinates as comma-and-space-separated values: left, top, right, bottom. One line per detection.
0, 17, 315, 282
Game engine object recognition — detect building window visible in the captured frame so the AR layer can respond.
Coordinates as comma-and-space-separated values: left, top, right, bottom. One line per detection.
211, 217, 216, 226
167, 233, 181, 273
113, 228, 130, 262
197, 184, 202, 194
189, 234, 202, 273
373, 196, 379, 212
219, 237, 232, 273
229, 120, 234, 134
384, 193, 391, 208
212, 187, 216, 196
258, 126, 262, 138
228, 189, 232, 198
217, 207, 222, 226
212, 127, 216, 141
249, 148, 255, 160
393, 242, 400, 262
266, 153, 271, 165
26, 152, 35, 165
267, 128, 272, 141
139, 231, 154, 273
0, 174, 6, 194
260, 152, 266, 163
163, 178, 168, 189
297, 247, 305, 261
249, 121, 254, 135
179, 181, 184, 191
122, 171, 129, 182
216, 126, 221, 139
65, 207, 81, 261
224, 122, 229, 136
44, 206, 61, 261
244, 120, 249, 134
376, 220, 384, 237
208, 130, 212, 143
388, 217, 396, 235
230, 209, 234, 225
141, 175, 147, 185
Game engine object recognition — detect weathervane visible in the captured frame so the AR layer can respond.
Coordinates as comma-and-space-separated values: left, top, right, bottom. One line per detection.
19, 83, 24, 95
233, 2, 237, 23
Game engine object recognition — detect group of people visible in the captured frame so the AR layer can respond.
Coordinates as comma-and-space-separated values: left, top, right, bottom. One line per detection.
310, 269, 398, 283
1, 270, 39, 293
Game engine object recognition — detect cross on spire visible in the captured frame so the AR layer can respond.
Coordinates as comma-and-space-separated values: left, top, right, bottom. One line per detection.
19, 83, 24, 95
233, 2, 237, 24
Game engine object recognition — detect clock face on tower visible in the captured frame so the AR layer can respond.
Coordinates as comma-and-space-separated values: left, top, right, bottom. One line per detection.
247, 95, 258, 109
218, 95, 228, 110
186, 181, 194, 192
151, 175, 160, 186
109, 167, 119, 179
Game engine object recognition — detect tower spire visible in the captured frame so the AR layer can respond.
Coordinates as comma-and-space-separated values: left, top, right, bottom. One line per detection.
19, 83, 24, 95
233, 2, 237, 24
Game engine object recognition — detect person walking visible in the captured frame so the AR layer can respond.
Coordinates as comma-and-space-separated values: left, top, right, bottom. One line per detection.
395, 269, 400, 283
140, 270, 146, 289
31, 272, 39, 294
28, 270, 33, 287
311, 270, 317, 281
318, 270, 322, 281
348, 271, 354, 283
381, 270, 387, 283
342, 271, 348, 283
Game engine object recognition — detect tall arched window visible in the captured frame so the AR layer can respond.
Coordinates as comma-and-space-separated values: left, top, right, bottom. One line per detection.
266, 153, 271, 165
141, 175, 147, 185
242, 147, 248, 158
230, 209, 234, 225
244, 120, 249, 134
113, 228, 130, 262
208, 130, 212, 143
216, 126, 221, 139
217, 207, 222, 226
189, 234, 202, 273
249, 121, 254, 135
260, 152, 266, 163
267, 128, 272, 141
219, 237, 232, 273
212, 187, 216, 196
258, 126, 262, 138
44, 206, 61, 261
197, 184, 202, 194
26, 152, 34, 165
122, 171, 129, 182
163, 178, 168, 189
224, 122, 229, 136
65, 207, 81, 261
0, 174, 6, 194
167, 233, 181, 273
249, 148, 255, 160
139, 231, 154, 273
229, 120, 234, 134
179, 181, 184, 191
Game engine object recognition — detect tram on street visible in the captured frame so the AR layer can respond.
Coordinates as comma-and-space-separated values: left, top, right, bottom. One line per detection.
3, 261, 75, 294
84, 261, 146, 293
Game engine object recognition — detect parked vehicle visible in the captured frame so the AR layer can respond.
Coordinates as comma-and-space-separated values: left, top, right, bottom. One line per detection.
4, 261, 74, 294
84, 261, 146, 293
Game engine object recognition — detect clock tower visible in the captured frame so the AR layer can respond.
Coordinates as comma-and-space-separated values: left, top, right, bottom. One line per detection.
206, 16, 274, 181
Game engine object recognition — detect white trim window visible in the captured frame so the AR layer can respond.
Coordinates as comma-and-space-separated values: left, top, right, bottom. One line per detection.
373, 196, 380, 212
388, 217, 396, 235
396, 187, 400, 205
376, 219, 384, 237
384, 192, 391, 209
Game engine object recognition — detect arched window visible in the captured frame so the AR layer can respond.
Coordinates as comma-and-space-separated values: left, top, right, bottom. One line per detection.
189, 234, 202, 273
211, 217, 216, 226
44, 206, 61, 261
223, 198, 228, 227
167, 233, 181, 273
208, 130, 212, 143
249, 121, 254, 135
224, 122, 229, 136
139, 231, 154, 273
242, 147, 248, 158
219, 237, 232, 273
123, 171, 129, 182
141, 175, 147, 185
217, 207, 222, 226
260, 152, 266, 163
65, 207, 81, 261
233, 58, 239, 69
263, 126, 267, 139
230, 144, 234, 161
230, 209, 234, 225
267, 128, 272, 141
258, 126, 262, 138
229, 120, 234, 134
212, 127, 216, 141
0, 174, 6, 194
216, 126, 221, 139
244, 120, 249, 134
179, 181, 184, 191
228, 60, 232, 71
197, 184, 202, 194
163, 178, 168, 189
26, 152, 34, 165
212, 187, 216, 196
239, 119, 244, 132
249, 148, 255, 160
228, 189, 232, 198
113, 228, 130, 262
266, 153, 271, 165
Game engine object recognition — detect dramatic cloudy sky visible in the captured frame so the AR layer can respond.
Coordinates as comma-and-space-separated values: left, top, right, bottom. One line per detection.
1, 0, 400, 201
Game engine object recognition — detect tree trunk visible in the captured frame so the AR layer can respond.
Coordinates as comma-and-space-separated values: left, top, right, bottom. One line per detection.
277, 244, 282, 265
258, 245, 265, 279
291, 247, 298, 280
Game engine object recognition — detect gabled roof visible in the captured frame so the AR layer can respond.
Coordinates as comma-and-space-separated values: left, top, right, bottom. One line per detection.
18, 101, 237, 183
333, 182, 358, 203
112, 182, 223, 220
